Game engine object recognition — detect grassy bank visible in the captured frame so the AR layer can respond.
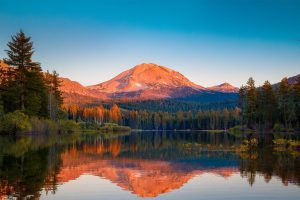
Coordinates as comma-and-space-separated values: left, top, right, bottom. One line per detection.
0, 110, 81, 134
80, 122, 131, 132
0, 110, 131, 135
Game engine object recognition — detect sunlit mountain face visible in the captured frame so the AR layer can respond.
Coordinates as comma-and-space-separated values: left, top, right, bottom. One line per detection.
0, 131, 300, 199
0, 62, 241, 105
207, 82, 239, 93
88, 63, 206, 94
58, 63, 239, 104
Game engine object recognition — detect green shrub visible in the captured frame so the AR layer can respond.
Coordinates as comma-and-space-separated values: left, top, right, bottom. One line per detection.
228, 125, 242, 135
287, 140, 300, 149
0, 110, 32, 134
99, 123, 131, 132
79, 122, 102, 130
58, 120, 80, 134
273, 138, 287, 146
273, 139, 300, 149
30, 117, 59, 134
273, 123, 281, 131
57, 109, 68, 120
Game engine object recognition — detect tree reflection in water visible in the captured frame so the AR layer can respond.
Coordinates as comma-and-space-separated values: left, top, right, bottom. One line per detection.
0, 131, 299, 199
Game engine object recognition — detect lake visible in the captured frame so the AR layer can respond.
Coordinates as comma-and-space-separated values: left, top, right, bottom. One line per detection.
0, 131, 299, 199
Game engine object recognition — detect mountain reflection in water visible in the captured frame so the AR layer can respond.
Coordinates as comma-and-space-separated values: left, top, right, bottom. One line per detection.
0, 131, 299, 199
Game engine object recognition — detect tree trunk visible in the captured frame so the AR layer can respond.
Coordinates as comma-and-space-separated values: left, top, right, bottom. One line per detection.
21, 93, 25, 111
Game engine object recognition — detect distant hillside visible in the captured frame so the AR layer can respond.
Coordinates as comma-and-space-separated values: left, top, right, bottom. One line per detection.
59, 77, 108, 105
59, 63, 239, 105
2, 60, 299, 107
207, 82, 239, 93
272, 74, 300, 88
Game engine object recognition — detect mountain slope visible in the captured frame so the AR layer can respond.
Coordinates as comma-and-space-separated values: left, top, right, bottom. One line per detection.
272, 74, 300, 88
58, 63, 240, 103
1, 60, 240, 104
59, 78, 107, 104
207, 82, 239, 93
87, 63, 206, 99
88, 63, 205, 92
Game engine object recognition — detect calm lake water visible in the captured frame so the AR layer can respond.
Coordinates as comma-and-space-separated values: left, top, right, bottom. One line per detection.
0, 131, 299, 199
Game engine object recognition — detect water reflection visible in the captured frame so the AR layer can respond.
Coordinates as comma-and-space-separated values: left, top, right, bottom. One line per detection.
0, 131, 299, 199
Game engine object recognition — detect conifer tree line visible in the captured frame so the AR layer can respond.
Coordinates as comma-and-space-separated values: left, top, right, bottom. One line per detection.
65, 103, 241, 130
239, 77, 300, 130
119, 99, 237, 113
2, 31, 299, 132
0, 30, 63, 120
65, 74, 300, 131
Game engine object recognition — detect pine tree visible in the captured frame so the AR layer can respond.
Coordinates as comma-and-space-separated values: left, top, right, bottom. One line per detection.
25, 64, 49, 117
45, 70, 63, 120
223, 108, 229, 130
258, 81, 277, 129
4, 30, 39, 111
238, 85, 247, 127
245, 77, 258, 129
0, 60, 19, 112
292, 76, 300, 127
278, 78, 296, 129
3, 30, 49, 117
0, 98, 3, 118
52, 71, 63, 108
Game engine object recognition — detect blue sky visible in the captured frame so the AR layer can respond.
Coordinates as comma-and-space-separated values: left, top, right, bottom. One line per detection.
0, 0, 299, 87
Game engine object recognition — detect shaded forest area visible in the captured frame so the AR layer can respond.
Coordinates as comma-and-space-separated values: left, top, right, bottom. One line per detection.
64, 103, 241, 130
239, 77, 300, 131
0, 31, 70, 134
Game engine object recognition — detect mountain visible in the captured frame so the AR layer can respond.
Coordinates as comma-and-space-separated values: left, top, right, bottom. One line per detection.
286, 74, 300, 85
3, 59, 300, 106
59, 63, 240, 104
87, 63, 206, 100
272, 74, 300, 88
207, 82, 239, 93
59, 78, 108, 104
89, 63, 205, 92
1, 60, 239, 104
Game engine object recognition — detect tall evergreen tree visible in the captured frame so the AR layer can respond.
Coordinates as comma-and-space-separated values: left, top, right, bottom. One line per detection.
0, 60, 20, 112
245, 77, 258, 129
0, 98, 3, 118
292, 76, 300, 127
25, 64, 49, 117
4, 30, 39, 111
3, 30, 49, 117
277, 78, 296, 129
238, 85, 247, 127
52, 71, 63, 108
45, 70, 63, 120
223, 108, 229, 129
258, 81, 277, 129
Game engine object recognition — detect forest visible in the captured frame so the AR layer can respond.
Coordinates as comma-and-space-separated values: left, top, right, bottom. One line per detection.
1, 31, 300, 134
239, 77, 300, 131
63, 76, 300, 131
0, 31, 69, 133
64, 103, 241, 130
0, 31, 63, 118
